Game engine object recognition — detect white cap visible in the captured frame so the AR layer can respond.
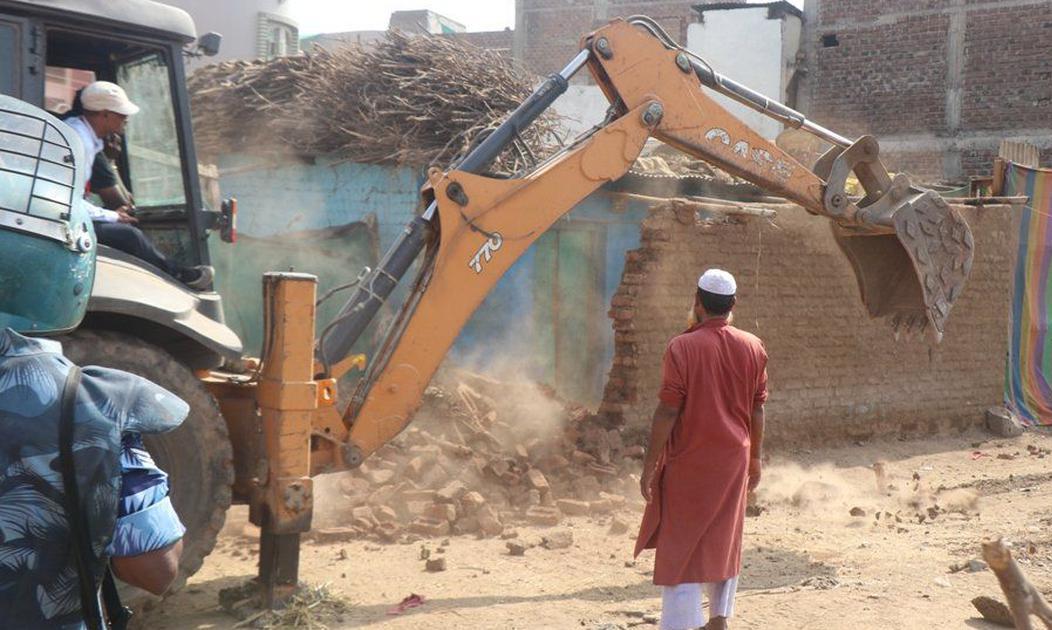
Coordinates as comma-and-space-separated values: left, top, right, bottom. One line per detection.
81, 81, 140, 116
697, 268, 736, 296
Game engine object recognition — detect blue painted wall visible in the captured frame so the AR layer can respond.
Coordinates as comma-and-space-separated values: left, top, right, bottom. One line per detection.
213, 154, 648, 401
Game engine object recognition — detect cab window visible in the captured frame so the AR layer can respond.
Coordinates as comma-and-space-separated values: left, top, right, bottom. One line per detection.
117, 52, 185, 208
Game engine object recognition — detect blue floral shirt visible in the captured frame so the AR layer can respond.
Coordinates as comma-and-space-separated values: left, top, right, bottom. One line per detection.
0, 329, 187, 629
107, 433, 185, 559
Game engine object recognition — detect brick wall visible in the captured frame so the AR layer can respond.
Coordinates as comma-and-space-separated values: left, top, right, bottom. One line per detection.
806, 0, 1052, 179
809, 15, 950, 138
517, 0, 743, 76
600, 200, 1020, 446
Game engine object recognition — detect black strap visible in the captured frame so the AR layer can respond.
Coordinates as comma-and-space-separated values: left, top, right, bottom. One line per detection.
58, 366, 133, 630
102, 570, 131, 630
58, 366, 103, 630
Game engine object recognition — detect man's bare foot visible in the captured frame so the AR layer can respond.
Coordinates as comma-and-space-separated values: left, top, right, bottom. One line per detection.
704, 616, 728, 630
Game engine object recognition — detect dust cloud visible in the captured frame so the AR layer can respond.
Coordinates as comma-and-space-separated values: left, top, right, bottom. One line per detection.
756, 460, 981, 522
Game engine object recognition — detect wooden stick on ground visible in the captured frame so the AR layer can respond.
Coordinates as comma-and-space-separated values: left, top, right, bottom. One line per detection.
981, 538, 1052, 629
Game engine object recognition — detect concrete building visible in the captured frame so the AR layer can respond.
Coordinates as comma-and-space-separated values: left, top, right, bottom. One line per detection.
688, 2, 802, 140
536, 1, 800, 140
389, 9, 465, 34
300, 10, 512, 57
163, 0, 299, 65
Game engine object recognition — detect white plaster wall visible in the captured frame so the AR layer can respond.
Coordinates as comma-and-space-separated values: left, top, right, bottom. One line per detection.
164, 0, 297, 64
552, 84, 610, 139
687, 8, 786, 140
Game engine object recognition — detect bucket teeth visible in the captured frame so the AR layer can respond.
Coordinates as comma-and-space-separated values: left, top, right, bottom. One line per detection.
834, 189, 973, 343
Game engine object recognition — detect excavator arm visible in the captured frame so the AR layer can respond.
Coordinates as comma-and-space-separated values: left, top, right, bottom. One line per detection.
316, 16, 975, 466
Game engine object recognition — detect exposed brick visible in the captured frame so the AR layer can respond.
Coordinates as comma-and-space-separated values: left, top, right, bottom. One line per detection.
599, 201, 1020, 446
806, 0, 1052, 178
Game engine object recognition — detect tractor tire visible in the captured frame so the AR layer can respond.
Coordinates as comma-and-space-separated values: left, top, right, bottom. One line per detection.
59, 329, 234, 588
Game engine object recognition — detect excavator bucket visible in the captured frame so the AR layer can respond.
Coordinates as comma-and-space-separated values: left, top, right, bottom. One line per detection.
832, 188, 974, 342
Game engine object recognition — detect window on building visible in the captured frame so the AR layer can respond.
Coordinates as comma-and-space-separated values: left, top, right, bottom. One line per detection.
258, 13, 299, 60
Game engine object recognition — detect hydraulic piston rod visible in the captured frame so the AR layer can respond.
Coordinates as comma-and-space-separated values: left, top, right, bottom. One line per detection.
690, 60, 853, 149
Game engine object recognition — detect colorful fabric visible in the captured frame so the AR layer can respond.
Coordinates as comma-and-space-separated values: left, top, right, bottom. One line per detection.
1005, 162, 1052, 425
0, 329, 187, 628
635, 317, 768, 584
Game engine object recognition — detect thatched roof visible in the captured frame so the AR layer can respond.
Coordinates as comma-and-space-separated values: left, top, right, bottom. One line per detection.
189, 32, 561, 172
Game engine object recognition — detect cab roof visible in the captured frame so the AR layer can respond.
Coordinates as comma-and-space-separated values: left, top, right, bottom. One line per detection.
1, 0, 196, 42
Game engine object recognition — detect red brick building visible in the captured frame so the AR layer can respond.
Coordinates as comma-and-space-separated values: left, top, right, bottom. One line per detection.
799, 0, 1052, 180
514, 0, 1052, 179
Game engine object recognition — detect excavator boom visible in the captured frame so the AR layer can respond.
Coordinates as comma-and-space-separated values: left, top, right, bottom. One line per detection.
317, 16, 975, 466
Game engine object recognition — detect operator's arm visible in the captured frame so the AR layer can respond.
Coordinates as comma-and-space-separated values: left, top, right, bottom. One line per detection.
84, 199, 119, 223
107, 433, 185, 595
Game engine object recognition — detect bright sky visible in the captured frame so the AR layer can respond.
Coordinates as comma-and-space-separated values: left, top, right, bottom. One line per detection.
294, 0, 515, 37
293, 0, 804, 37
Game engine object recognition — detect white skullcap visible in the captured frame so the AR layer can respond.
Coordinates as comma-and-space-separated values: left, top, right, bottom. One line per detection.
697, 268, 736, 296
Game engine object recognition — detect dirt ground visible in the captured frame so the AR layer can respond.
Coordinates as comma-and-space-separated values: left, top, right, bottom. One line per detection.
135, 428, 1052, 630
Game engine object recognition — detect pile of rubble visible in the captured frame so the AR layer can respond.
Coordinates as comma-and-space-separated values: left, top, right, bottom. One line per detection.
313, 371, 643, 542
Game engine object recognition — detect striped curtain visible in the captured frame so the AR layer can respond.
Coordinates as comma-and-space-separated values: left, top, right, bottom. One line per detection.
1005, 162, 1052, 424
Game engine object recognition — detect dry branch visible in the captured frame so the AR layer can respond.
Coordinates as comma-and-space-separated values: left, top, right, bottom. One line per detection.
982, 538, 1052, 629
188, 31, 560, 173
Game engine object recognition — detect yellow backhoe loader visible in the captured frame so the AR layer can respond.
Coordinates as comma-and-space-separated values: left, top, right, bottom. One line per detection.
0, 2, 973, 604
209, 16, 974, 602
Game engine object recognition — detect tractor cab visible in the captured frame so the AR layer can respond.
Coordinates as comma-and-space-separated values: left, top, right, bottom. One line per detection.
0, 0, 241, 368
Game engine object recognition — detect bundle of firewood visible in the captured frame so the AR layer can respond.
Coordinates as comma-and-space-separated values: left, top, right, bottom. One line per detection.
188, 31, 561, 172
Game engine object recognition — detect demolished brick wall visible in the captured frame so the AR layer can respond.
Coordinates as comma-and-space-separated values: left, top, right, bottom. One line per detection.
600, 200, 1020, 446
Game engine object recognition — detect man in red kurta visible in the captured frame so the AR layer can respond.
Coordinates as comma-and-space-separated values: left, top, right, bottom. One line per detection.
635, 268, 768, 630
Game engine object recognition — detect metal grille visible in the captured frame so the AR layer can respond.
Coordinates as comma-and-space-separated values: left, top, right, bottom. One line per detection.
0, 102, 78, 243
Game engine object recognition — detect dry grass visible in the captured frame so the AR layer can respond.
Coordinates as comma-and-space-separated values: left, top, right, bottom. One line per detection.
189, 32, 561, 173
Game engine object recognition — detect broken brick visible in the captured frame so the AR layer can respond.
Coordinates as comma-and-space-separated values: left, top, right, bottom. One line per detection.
477, 507, 504, 538
409, 517, 451, 537
310, 527, 358, 544
436, 480, 467, 504
590, 498, 613, 514
426, 503, 458, 523
599, 492, 627, 509
405, 500, 432, 518
572, 476, 602, 500
425, 557, 447, 572
400, 489, 437, 503
525, 505, 562, 526
571, 450, 596, 465
526, 469, 551, 492
609, 516, 631, 535
460, 491, 486, 515
373, 505, 398, 523
366, 469, 395, 485
404, 456, 430, 481
541, 530, 574, 550
376, 521, 402, 542
556, 499, 591, 516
